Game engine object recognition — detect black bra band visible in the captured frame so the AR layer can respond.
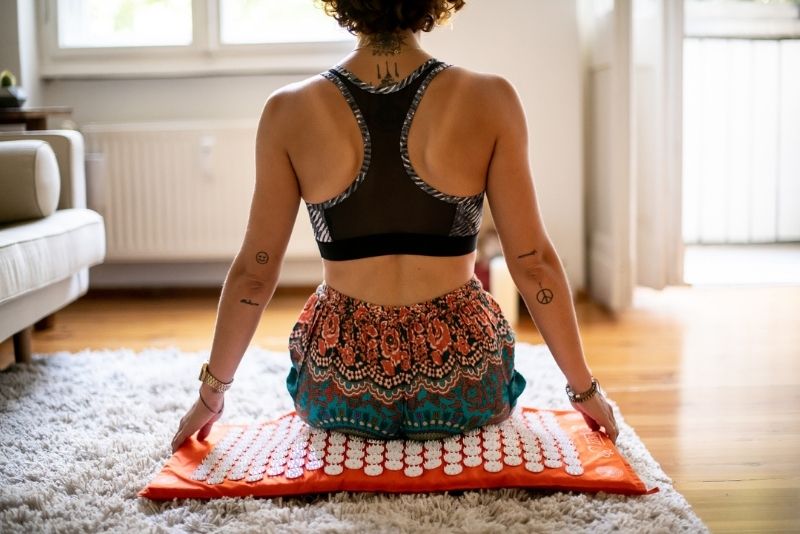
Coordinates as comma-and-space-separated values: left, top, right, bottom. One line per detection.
316, 233, 478, 261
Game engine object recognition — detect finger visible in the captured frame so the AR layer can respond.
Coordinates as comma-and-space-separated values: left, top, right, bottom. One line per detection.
605, 419, 618, 444
581, 412, 600, 431
172, 420, 187, 447
606, 408, 618, 440
172, 433, 185, 454
172, 421, 194, 452
172, 424, 185, 450
198, 409, 223, 441
197, 420, 213, 441
600, 406, 618, 444
197, 413, 217, 441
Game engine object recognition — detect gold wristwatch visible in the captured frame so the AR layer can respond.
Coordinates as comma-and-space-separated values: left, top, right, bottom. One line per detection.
198, 361, 233, 393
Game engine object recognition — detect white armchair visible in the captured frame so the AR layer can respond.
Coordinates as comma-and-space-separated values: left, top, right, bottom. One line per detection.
0, 129, 106, 365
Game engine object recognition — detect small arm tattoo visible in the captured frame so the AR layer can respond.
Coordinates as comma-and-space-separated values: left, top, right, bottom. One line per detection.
255, 251, 269, 264
536, 285, 554, 305
516, 248, 554, 304
240, 298, 260, 306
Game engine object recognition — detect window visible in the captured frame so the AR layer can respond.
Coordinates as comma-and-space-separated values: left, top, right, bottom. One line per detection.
685, 0, 800, 38
220, 0, 349, 44
57, 0, 193, 48
40, 0, 356, 79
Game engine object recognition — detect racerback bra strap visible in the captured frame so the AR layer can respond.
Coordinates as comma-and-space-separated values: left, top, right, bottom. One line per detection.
309, 58, 485, 261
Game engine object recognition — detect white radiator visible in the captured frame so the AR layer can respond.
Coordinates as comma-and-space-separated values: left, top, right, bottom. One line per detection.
81, 120, 318, 262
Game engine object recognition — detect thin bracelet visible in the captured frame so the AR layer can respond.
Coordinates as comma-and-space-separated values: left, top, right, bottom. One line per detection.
198, 390, 223, 414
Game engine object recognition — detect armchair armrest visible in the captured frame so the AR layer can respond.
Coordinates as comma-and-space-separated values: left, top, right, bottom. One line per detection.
0, 130, 86, 210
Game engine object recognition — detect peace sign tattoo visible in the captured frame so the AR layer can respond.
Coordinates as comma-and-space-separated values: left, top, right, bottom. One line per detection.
517, 248, 554, 305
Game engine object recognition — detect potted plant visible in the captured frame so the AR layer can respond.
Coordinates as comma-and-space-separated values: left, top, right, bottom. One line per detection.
0, 69, 27, 108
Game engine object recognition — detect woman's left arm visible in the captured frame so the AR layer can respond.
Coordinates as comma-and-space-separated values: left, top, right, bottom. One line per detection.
171, 88, 302, 453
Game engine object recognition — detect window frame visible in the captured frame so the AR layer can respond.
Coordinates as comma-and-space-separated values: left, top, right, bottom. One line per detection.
38, 0, 356, 80
685, 0, 800, 39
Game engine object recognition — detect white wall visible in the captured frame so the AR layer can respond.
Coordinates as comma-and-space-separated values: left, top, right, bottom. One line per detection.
38, 0, 586, 291
0, 3, 21, 83
16, 0, 41, 107
424, 0, 585, 292
0, 0, 42, 107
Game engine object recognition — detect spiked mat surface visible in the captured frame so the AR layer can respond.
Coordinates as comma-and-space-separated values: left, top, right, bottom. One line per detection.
140, 407, 656, 500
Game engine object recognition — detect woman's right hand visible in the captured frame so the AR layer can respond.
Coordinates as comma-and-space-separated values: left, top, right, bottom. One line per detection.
570, 390, 619, 445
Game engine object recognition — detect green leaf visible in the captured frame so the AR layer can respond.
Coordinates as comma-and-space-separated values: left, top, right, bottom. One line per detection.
0, 69, 18, 87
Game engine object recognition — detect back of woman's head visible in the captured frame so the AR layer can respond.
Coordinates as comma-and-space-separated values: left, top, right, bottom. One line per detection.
315, 0, 466, 35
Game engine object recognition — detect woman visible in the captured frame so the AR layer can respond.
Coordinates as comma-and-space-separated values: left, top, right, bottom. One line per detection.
172, 0, 618, 453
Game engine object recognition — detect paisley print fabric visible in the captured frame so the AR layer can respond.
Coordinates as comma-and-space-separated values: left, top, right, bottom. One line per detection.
286, 274, 527, 441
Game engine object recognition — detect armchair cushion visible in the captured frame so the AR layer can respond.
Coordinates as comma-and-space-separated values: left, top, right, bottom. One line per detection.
0, 130, 87, 211
0, 209, 105, 305
0, 140, 60, 224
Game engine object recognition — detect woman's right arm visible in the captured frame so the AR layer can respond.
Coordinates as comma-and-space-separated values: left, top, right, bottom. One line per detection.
483, 75, 619, 444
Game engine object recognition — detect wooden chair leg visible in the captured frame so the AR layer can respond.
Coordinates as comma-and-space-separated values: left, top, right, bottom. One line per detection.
13, 326, 32, 364
34, 312, 56, 331
0, 337, 14, 371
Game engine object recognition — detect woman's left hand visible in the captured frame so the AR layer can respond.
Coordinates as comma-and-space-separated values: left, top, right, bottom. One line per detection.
171, 387, 225, 454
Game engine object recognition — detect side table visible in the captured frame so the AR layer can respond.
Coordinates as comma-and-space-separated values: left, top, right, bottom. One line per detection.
0, 106, 73, 131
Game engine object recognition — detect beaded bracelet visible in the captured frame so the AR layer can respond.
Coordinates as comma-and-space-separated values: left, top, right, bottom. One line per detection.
565, 377, 599, 403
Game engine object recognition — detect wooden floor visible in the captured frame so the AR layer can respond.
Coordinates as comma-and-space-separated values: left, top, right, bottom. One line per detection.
3, 282, 798, 532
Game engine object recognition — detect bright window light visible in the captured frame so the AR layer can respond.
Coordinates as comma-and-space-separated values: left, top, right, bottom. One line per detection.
57, 0, 193, 48
219, 0, 354, 44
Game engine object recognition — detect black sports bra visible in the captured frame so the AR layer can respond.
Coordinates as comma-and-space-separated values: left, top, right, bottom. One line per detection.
306, 57, 485, 261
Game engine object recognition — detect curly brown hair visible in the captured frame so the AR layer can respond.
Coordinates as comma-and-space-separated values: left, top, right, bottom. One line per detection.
315, 0, 466, 35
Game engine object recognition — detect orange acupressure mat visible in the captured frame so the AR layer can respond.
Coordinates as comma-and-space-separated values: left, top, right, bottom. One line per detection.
138, 407, 659, 500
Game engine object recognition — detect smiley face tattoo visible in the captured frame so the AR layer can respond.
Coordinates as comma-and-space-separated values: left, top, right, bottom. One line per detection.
238, 251, 270, 306
516, 248, 554, 305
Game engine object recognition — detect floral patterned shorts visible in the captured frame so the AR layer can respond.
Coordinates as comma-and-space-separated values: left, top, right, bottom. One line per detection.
285, 273, 527, 441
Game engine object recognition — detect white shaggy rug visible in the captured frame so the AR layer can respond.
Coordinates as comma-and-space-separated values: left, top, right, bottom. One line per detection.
0, 342, 709, 533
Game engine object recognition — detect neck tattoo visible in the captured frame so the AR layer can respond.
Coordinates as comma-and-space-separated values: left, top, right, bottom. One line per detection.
353, 32, 423, 88
357, 32, 415, 56
375, 61, 401, 88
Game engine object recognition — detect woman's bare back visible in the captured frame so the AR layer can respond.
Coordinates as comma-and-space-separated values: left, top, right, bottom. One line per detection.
280, 55, 501, 305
